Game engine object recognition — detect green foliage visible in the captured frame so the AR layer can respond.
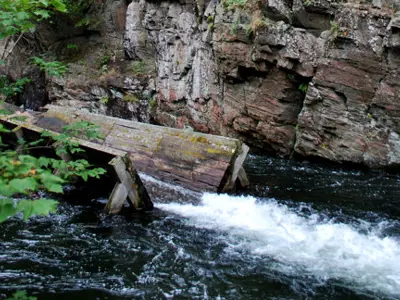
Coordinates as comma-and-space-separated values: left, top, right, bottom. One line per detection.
148, 97, 157, 109
0, 0, 67, 39
303, 0, 313, 6
5, 290, 36, 300
222, 0, 247, 9
0, 199, 16, 223
63, 0, 96, 27
0, 152, 65, 196
67, 43, 78, 50
123, 94, 139, 103
298, 83, 308, 93
0, 148, 63, 222
130, 61, 146, 75
0, 117, 106, 223
330, 20, 339, 38
17, 199, 58, 221
101, 54, 111, 66
206, 15, 214, 23
0, 76, 31, 97
62, 121, 104, 140
31, 57, 68, 78
99, 96, 109, 104
245, 24, 253, 38
0, 0, 108, 224
41, 121, 104, 156
231, 19, 239, 35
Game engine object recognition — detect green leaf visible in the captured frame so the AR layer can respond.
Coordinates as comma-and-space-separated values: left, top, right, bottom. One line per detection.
51, 0, 67, 12
41, 130, 54, 138
0, 124, 10, 132
9, 177, 38, 194
38, 156, 51, 167
16, 11, 30, 20
0, 198, 16, 223
0, 108, 12, 115
17, 199, 58, 221
5, 290, 37, 300
39, 0, 50, 7
34, 9, 51, 19
38, 172, 65, 193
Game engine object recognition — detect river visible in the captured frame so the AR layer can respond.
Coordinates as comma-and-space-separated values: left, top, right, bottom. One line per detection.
1, 155, 400, 299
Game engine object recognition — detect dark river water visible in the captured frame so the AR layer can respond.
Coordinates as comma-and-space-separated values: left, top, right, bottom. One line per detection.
1, 155, 400, 299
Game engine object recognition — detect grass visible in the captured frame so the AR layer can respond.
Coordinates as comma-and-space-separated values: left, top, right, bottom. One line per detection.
123, 94, 140, 103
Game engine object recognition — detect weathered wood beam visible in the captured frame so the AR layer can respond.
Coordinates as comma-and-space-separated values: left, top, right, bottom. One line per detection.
41, 105, 250, 193
237, 166, 249, 189
105, 183, 128, 215
220, 143, 250, 192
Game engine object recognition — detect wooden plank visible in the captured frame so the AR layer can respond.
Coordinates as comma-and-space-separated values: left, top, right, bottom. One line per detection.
221, 143, 250, 192
109, 155, 153, 210
105, 183, 128, 214
237, 166, 249, 188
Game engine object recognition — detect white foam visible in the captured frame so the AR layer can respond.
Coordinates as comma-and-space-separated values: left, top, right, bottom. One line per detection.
157, 193, 400, 297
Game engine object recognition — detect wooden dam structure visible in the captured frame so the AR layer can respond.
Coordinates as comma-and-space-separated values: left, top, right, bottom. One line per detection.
0, 104, 249, 214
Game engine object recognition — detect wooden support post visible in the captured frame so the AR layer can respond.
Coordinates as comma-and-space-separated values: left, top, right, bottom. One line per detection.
12, 126, 24, 153
237, 166, 249, 189
105, 182, 128, 214
108, 155, 153, 211
221, 143, 250, 192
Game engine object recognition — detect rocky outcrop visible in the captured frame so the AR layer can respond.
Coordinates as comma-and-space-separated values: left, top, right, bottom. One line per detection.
295, 5, 400, 167
121, 0, 399, 166
2, 0, 400, 168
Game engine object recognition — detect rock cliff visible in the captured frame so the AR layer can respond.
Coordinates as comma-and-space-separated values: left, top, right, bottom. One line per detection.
1, 0, 400, 167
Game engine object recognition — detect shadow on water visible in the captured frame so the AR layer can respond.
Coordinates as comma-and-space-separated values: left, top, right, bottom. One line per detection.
0, 155, 399, 299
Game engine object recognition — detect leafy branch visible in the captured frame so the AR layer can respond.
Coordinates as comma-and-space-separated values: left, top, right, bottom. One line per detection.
0, 0, 67, 39
0, 116, 106, 223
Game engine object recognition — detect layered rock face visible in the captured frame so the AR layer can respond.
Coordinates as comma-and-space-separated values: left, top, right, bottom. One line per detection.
2, 0, 399, 167
124, 0, 400, 167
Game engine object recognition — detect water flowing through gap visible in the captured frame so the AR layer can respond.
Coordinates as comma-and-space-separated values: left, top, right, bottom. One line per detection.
1, 155, 400, 299
158, 193, 400, 298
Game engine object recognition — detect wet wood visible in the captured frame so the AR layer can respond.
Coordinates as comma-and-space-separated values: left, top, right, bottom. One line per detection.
41, 105, 249, 192
106, 183, 128, 214
12, 125, 24, 153
237, 167, 249, 189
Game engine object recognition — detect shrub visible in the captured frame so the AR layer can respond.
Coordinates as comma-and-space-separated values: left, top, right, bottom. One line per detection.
0, 115, 106, 223
31, 57, 68, 78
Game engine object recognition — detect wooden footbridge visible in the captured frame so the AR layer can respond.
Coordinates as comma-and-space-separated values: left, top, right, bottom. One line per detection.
0, 104, 249, 214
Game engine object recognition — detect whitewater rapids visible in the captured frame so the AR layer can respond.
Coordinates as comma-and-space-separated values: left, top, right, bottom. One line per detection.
157, 193, 400, 297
